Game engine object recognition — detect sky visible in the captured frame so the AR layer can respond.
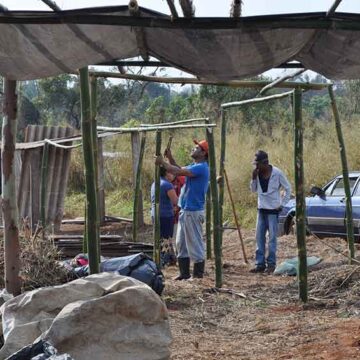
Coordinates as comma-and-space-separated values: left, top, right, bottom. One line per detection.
4, 0, 360, 15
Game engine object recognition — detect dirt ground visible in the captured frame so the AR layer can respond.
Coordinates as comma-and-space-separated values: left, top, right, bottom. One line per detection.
162, 230, 360, 360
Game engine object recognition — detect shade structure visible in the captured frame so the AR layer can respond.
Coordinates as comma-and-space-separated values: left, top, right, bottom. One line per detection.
1, 7, 360, 80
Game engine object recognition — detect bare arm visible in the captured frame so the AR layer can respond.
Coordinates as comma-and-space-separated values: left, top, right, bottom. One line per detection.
167, 189, 178, 206
155, 155, 195, 177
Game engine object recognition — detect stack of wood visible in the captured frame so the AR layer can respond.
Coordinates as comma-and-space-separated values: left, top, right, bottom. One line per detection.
52, 234, 153, 258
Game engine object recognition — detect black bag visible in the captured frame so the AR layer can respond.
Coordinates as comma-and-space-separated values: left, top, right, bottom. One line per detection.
100, 253, 165, 296
6, 340, 73, 360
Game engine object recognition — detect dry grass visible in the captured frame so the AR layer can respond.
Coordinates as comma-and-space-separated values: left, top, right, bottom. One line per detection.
164, 231, 360, 359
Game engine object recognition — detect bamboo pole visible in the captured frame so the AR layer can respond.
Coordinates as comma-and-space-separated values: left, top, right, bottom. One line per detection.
90, 75, 101, 260
90, 72, 329, 91
133, 133, 146, 243
259, 69, 305, 96
207, 127, 222, 287
222, 90, 294, 109
2, 79, 21, 296
166, 0, 178, 18
230, 0, 242, 17
224, 168, 248, 263
79, 67, 99, 274
97, 123, 216, 132
218, 110, 226, 245
293, 87, 307, 303
153, 130, 162, 266
40, 142, 49, 230
206, 186, 212, 260
328, 85, 355, 262
140, 117, 208, 127
327, 0, 343, 16
179, 0, 195, 18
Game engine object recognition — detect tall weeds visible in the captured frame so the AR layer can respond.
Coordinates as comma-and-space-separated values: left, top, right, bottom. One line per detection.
65, 114, 360, 228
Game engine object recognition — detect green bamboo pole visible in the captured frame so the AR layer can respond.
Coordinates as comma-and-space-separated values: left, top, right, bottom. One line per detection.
90, 75, 101, 260
97, 123, 216, 132
133, 133, 146, 242
207, 126, 222, 287
79, 67, 99, 274
153, 130, 162, 266
206, 186, 212, 260
2, 78, 21, 296
90, 72, 329, 91
328, 85, 355, 263
218, 110, 226, 245
140, 117, 208, 127
40, 142, 49, 230
293, 87, 307, 303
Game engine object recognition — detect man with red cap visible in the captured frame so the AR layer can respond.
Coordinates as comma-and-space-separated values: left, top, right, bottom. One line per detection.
155, 139, 209, 280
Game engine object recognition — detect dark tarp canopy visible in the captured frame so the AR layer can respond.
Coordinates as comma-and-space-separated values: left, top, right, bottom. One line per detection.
1, 6, 360, 80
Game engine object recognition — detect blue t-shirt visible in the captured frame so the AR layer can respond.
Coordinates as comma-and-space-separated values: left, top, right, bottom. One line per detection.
179, 162, 209, 211
151, 177, 174, 218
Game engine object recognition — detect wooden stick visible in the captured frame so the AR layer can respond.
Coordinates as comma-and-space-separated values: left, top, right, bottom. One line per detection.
153, 130, 162, 266
79, 67, 99, 274
179, 0, 195, 18
327, 0, 343, 16
207, 127, 222, 288
90, 72, 330, 91
218, 110, 226, 246
97, 123, 216, 132
40, 142, 49, 230
223, 168, 248, 263
2, 78, 21, 296
230, 0, 242, 18
328, 85, 355, 263
140, 117, 208, 127
132, 133, 146, 243
166, 0, 178, 18
293, 87, 307, 303
259, 69, 305, 96
222, 90, 294, 109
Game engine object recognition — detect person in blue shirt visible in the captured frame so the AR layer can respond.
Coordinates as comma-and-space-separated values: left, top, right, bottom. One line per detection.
155, 139, 209, 280
151, 166, 178, 267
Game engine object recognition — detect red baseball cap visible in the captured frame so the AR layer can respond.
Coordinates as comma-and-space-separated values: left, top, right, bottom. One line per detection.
193, 139, 209, 154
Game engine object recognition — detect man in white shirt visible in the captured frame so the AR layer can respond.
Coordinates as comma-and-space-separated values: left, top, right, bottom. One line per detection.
250, 150, 291, 274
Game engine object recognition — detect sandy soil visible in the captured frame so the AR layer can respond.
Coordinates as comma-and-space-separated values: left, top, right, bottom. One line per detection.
162, 230, 360, 360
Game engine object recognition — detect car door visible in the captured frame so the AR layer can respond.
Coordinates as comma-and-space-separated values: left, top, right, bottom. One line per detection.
307, 176, 358, 237
350, 179, 360, 239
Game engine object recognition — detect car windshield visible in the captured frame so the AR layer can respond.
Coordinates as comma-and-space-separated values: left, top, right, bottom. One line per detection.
329, 177, 358, 196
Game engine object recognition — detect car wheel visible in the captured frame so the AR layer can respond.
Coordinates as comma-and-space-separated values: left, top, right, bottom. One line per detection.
285, 214, 296, 235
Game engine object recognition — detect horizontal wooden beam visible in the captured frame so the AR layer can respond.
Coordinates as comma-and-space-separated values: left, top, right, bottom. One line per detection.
221, 90, 294, 109
95, 60, 305, 69
140, 117, 208, 127
97, 123, 216, 132
1, 12, 360, 31
89, 71, 330, 90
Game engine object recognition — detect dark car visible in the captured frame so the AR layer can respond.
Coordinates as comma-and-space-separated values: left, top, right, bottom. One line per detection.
278, 172, 360, 239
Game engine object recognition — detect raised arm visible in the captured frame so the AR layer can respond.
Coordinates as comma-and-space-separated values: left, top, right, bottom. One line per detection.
155, 155, 195, 177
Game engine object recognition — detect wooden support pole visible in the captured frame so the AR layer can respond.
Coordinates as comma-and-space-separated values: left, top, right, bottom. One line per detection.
328, 85, 355, 262
224, 168, 248, 263
2, 79, 21, 296
166, 0, 178, 18
153, 130, 162, 266
90, 72, 329, 91
218, 110, 226, 245
79, 67, 99, 274
140, 117, 208, 127
230, 0, 242, 17
293, 87, 307, 303
40, 142, 49, 230
90, 75, 101, 259
207, 126, 222, 287
179, 0, 195, 18
206, 185, 212, 260
132, 133, 146, 242
98, 123, 216, 132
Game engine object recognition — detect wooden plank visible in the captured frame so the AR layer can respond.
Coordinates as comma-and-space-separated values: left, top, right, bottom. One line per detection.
131, 132, 144, 227
97, 138, 105, 222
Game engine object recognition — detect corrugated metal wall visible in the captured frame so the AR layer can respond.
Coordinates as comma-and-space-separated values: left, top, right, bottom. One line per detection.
17, 125, 74, 230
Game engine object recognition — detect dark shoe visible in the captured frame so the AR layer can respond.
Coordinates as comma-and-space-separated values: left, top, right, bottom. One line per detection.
249, 266, 266, 273
193, 261, 205, 278
174, 257, 191, 280
264, 265, 276, 274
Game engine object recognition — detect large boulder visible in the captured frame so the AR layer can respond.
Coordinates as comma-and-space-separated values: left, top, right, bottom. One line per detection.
1, 273, 171, 360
